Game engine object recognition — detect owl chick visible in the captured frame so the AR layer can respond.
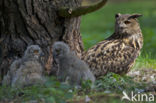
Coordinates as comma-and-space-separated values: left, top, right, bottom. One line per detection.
82, 13, 143, 78
52, 42, 95, 86
2, 45, 45, 88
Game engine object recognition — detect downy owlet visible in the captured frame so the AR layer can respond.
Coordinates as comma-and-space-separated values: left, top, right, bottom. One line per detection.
2, 45, 45, 88
82, 13, 143, 78
52, 42, 95, 86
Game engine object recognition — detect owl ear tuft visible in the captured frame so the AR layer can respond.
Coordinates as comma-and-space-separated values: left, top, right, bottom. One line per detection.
115, 13, 121, 18
128, 14, 142, 19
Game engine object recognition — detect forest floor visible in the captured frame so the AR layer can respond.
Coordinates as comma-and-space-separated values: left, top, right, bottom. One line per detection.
0, 0, 156, 103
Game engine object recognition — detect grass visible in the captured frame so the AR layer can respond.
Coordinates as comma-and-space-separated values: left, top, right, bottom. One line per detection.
0, 77, 74, 103
81, 0, 156, 69
0, 73, 151, 103
134, 53, 156, 70
0, 0, 156, 103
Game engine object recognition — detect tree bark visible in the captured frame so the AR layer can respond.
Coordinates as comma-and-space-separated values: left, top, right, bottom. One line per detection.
0, 0, 107, 81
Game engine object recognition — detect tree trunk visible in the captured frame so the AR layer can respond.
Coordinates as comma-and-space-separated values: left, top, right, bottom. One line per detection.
0, 0, 107, 81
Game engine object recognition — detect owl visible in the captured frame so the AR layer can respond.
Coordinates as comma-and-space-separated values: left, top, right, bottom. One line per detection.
82, 13, 143, 78
52, 42, 95, 86
2, 45, 45, 88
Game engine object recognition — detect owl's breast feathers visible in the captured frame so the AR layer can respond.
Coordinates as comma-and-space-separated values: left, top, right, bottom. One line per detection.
82, 33, 143, 77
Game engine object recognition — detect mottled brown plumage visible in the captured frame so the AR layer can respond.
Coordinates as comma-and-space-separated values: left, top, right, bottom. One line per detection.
82, 13, 143, 78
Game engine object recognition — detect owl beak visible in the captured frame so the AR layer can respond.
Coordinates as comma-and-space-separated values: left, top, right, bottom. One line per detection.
119, 24, 126, 29
34, 55, 39, 59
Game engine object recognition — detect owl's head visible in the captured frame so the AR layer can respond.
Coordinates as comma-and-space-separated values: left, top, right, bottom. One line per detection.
115, 13, 142, 35
24, 45, 43, 60
52, 42, 70, 59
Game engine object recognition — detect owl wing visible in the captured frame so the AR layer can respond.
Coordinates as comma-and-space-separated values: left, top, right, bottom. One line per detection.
11, 68, 26, 87
2, 72, 11, 86
9, 59, 22, 77
83, 40, 139, 77
2, 59, 22, 86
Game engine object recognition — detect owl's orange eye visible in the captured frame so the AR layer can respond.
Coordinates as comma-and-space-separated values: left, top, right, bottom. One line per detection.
124, 20, 131, 24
